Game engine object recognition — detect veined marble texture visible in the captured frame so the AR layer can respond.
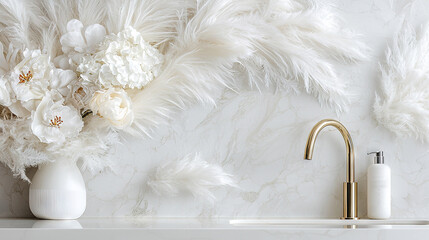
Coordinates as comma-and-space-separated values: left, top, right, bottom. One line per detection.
1, 0, 429, 218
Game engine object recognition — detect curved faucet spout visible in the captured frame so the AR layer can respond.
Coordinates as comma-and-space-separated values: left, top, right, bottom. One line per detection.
304, 119, 355, 183
303, 119, 358, 220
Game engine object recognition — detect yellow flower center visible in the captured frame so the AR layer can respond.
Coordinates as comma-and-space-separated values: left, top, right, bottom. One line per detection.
49, 116, 63, 128
19, 71, 33, 84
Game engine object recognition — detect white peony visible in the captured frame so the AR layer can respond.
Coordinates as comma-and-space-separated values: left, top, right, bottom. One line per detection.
77, 26, 163, 90
31, 92, 84, 144
10, 49, 52, 112
89, 88, 134, 129
0, 74, 30, 117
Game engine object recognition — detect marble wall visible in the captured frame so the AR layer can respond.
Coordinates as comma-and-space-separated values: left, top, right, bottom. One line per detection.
1, 0, 429, 218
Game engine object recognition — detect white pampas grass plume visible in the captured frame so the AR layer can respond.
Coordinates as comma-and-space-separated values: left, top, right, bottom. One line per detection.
77, 0, 106, 27
0, 42, 19, 73
105, 0, 187, 44
0, 117, 48, 181
147, 154, 237, 202
39, 0, 76, 35
374, 20, 429, 142
234, 0, 369, 112
129, 0, 368, 137
0, 0, 43, 49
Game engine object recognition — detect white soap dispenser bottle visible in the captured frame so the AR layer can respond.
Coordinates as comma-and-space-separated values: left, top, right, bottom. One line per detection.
367, 151, 391, 219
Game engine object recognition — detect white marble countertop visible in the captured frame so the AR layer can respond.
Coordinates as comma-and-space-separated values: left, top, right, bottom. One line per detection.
0, 218, 428, 240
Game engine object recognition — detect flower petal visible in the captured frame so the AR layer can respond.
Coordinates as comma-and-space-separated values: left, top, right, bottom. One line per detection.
51, 69, 76, 89
60, 32, 86, 53
84, 24, 106, 51
53, 55, 71, 69
51, 69, 77, 97
66, 19, 84, 33
31, 93, 83, 144
8, 102, 30, 118
90, 88, 134, 129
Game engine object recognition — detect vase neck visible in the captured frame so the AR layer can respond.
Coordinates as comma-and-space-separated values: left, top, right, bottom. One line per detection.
39, 160, 76, 170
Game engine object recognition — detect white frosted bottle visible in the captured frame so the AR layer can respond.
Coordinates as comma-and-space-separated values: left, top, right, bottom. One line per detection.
367, 151, 391, 219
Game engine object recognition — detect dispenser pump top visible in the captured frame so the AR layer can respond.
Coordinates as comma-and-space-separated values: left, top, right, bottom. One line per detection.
367, 151, 384, 164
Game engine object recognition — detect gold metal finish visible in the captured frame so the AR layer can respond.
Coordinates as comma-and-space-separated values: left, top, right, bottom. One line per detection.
341, 182, 358, 220
304, 119, 359, 220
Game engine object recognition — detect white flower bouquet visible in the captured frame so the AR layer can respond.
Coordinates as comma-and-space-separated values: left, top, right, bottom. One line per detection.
0, 22, 152, 179
0, 0, 367, 181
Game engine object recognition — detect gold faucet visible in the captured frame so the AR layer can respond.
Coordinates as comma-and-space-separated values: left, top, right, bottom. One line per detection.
304, 119, 358, 220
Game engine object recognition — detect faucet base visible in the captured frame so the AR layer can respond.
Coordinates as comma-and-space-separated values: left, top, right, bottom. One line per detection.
343, 182, 358, 220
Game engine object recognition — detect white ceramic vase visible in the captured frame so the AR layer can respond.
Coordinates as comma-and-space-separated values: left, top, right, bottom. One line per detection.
29, 160, 86, 219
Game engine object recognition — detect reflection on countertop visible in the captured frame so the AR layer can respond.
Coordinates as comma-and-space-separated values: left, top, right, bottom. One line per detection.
0, 217, 428, 229
1, 218, 429, 240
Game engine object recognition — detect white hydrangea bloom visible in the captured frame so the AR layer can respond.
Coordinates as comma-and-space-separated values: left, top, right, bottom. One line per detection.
31, 92, 83, 144
77, 26, 163, 90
